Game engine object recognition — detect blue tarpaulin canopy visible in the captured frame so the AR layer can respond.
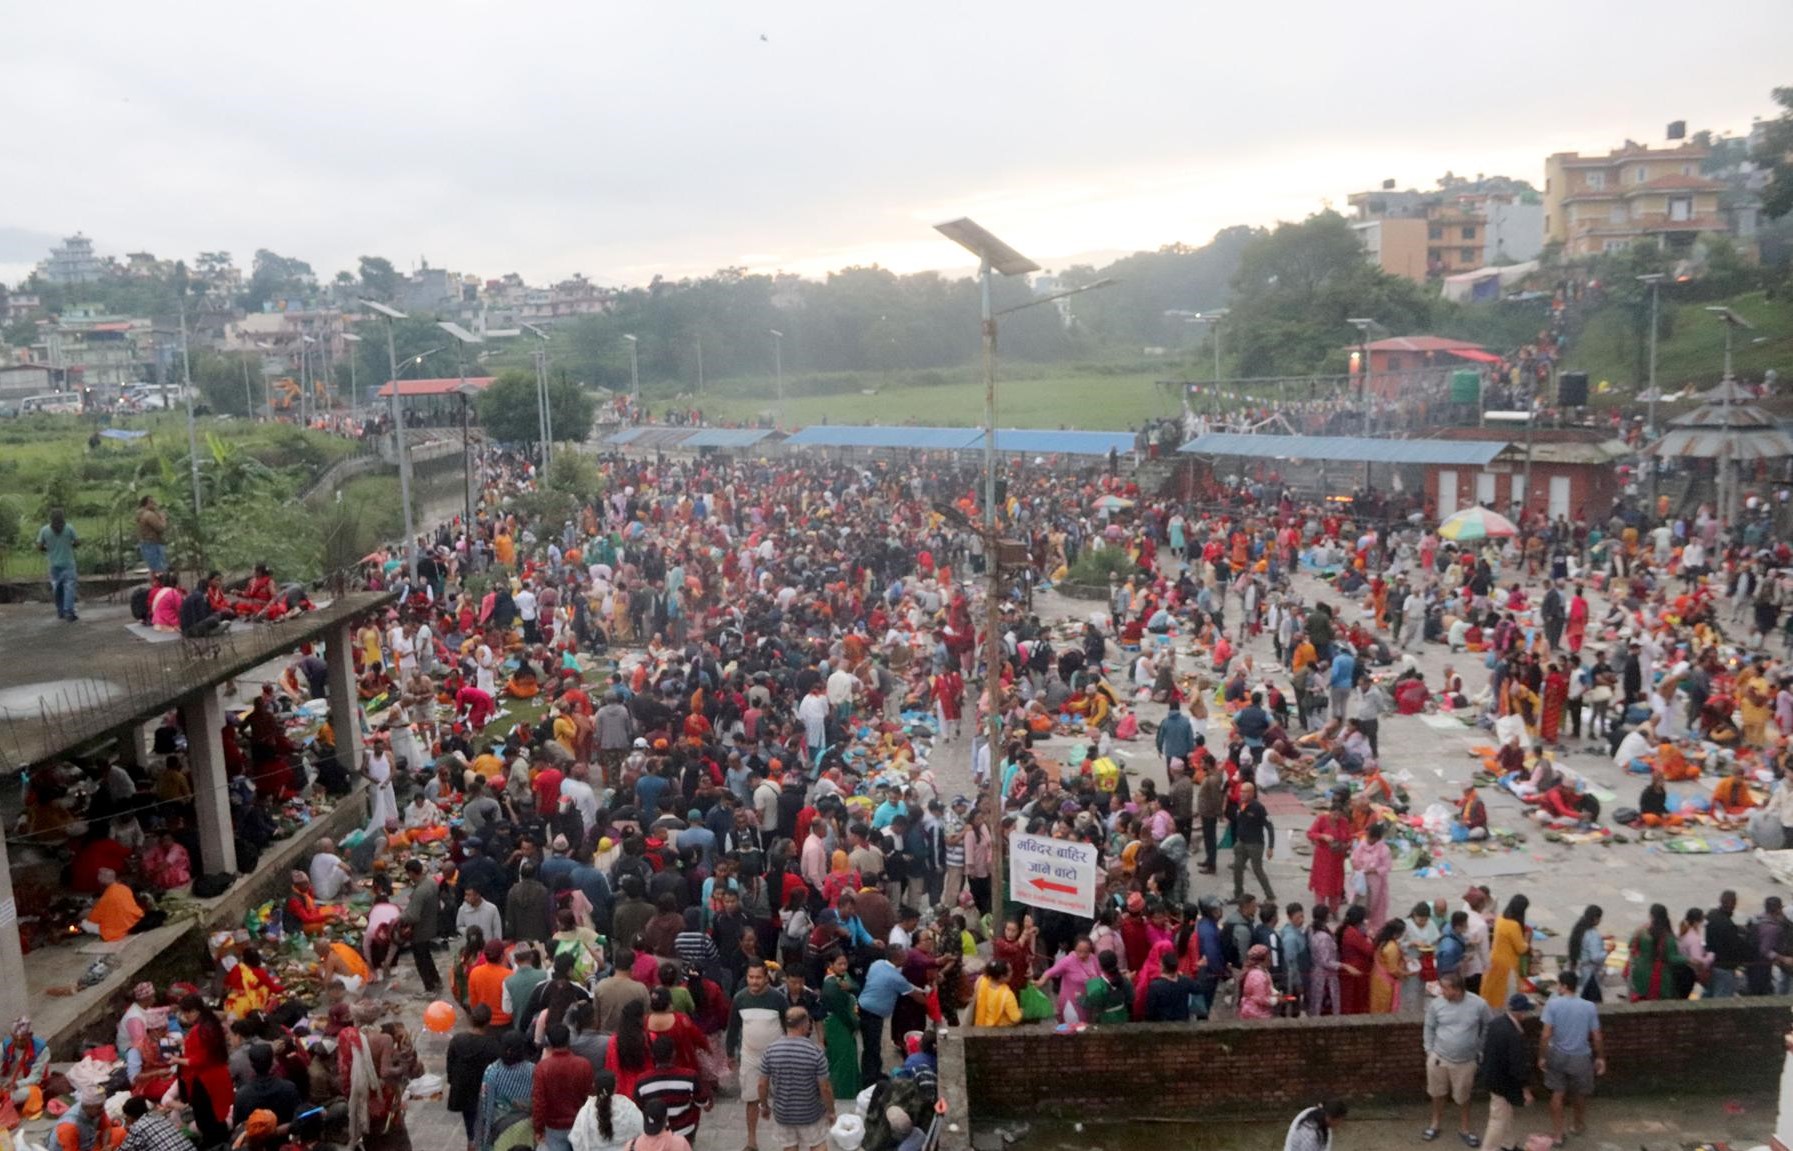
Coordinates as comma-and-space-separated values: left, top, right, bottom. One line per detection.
678, 428, 779, 448
976, 429, 1135, 456
782, 425, 983, 450
1178, 433, 1506, 467
98, 428, 149, 441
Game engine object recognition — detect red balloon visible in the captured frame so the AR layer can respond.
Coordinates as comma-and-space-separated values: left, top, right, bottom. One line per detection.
423, 1000, 457, 1034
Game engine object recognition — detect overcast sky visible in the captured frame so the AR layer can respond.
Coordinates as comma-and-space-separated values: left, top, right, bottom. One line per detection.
4, 0, 1789, 289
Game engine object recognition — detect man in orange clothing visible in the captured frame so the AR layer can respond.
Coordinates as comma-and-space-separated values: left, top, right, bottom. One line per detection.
80, 868, 143, 942
466, 939, 515, 1026
54, 1086, 123, 1151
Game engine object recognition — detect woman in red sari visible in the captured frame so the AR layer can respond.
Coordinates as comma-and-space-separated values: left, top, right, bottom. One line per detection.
1540, 660, 1570, 745
1304, 797, 1353, 913
1336, 906, 1375, 1015
1565, 584, 1589, 654
174, 995, 233, 1148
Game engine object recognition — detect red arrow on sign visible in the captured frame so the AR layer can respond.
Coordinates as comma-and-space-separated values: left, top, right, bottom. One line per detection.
1029, 877, 1079, 895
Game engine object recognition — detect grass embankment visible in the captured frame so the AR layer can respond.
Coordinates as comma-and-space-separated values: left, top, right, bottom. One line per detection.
1566, 290, 1792, 400
0, 415, 359, 578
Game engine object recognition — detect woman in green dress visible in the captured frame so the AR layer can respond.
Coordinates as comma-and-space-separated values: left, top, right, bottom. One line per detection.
820, 951, 861, 1099
1077, 949, 1133, 1023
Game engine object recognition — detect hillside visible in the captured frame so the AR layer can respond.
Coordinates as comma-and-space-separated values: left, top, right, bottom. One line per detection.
1564, 290, 1792, 399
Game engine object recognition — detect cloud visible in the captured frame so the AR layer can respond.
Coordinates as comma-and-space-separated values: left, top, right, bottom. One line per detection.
2, 0, 1788, 287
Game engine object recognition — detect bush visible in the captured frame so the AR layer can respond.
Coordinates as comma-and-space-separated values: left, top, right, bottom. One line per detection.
0, 498, 19, 553
1066, 546, 1139, 586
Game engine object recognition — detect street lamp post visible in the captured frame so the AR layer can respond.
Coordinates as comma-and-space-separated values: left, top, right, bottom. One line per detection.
361, 300, 417, 580
1638, 273, 1665, 509
522, 323, 554, 469
440, 322, 484, 539
934, 216, 1115, 915
342, 331, 362, 417
1705, 306, 1756, 525
768, 329, 784, 426
622, 334, 639, 407
177, 293, 202, 518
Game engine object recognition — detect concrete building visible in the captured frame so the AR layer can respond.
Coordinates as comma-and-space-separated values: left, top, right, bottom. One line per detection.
0, 363, 53, 405
1423, 427, 1631, 522
35, 234, 105, 285
31, 309, 148, 395
1350, 218, 1428, 282
1348, 177, 1543, 281
1543, 141, 1726, 258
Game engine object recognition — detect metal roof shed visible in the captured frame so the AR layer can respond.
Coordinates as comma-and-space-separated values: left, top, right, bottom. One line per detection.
783, 425, 983, 450
977, 429, 1137, 456
679, 428, 780, 449
1178, 433, 1507, 467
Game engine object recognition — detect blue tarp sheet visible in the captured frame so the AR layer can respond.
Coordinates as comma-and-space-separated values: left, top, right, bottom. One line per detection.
1178, 433, 1506, 466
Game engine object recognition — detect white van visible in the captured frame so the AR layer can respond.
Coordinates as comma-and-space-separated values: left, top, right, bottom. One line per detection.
16, 393, 82, 416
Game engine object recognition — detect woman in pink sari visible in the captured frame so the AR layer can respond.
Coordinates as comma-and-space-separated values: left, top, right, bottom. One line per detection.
1350, 823, 1393, 933
1237, 945, 1277, 1019
1035, 936, 1102, 1021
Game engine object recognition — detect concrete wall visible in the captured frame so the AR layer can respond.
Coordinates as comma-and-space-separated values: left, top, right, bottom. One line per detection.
954, 997, 1793, 1121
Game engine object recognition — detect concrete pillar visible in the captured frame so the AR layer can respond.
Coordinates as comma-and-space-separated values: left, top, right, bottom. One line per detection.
116, 721, 153, 771
181, 686, 237, 876
0, 826, 31, 1026
325, 620, 366, 780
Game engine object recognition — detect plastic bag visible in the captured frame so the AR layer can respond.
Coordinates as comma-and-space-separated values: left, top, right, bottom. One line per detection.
1018, 983, 1055, 1022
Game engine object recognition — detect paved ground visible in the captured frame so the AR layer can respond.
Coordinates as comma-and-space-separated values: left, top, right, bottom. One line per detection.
963, 566, 1791, 961
1017, 1091, 1781, 1150
281, 557, 1793, 1151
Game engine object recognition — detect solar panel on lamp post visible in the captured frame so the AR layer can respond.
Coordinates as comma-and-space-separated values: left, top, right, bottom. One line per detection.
360, 299, 417, 580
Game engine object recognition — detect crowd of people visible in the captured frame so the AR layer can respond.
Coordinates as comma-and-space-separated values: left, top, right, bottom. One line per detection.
20, 423, 1793, 1151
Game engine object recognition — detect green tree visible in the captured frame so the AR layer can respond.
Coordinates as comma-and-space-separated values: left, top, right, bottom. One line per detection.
357, 256, 401, 301
1225, 211, 1436, 376
242, 249, 316, 311
1755, 86, 1793, 222
3, 318, 37, 349
478, 369, 595, 446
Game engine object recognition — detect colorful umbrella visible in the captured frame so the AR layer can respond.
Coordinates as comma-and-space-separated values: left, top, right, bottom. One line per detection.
1091, 495, 1135, 512
1437, 506, 1518, 541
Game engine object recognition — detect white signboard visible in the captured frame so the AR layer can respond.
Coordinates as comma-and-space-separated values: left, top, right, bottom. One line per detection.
1009, 833, 1099, 919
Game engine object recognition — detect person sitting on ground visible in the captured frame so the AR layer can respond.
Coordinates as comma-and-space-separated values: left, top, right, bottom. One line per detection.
1455, 783, 1488, 841
81, 868, 145, 942
1712, 763, 1759, 818
1636, 770, 1683, 828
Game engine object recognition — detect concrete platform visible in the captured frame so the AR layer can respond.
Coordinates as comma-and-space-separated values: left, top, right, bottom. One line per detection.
0, 591, 394, 773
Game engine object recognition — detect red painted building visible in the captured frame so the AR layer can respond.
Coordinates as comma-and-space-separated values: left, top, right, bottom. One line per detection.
1351, 336, 1499, 399
1421, 428, 1632, 524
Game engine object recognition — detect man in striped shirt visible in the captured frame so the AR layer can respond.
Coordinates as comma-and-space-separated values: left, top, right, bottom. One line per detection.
757, 1007, 835, 1151
636, 1035, 710, 1140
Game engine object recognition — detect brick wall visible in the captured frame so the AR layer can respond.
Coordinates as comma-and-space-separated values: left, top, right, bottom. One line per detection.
955, 997, 1793, 1121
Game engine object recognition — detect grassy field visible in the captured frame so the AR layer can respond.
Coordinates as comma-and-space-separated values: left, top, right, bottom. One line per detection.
687, 358, 1207, 430
0, 416, 360, 578
1565, 290, 1793, 399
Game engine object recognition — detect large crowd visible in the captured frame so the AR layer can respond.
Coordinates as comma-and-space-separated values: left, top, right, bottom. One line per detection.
20, 433, 1793, 1151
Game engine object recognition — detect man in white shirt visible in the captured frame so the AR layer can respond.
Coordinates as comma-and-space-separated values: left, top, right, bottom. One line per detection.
1460, 888, 1493, 992
308, 839, 354, 901
387, 621, 416, 680
825, 665, 860, 725
797, 684, 830, 760
560, 763, 600, 834
515, 585, 539, 641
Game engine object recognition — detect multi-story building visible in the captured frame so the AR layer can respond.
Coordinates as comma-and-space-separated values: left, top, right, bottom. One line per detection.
1348, 176, 1543, 281
35, 234, 106, 285
1543, 141, 1726, 258
30, 308, 149, 395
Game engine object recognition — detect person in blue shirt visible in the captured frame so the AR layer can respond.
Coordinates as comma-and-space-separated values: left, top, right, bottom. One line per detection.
870, 788, 906, 831
834, 893, 875, 951
1192, 897, 1230, 1019
1435, 912, 1469, 977
855, 952, 922, 1086
36, 508, 80, 621
1327, 650, 1357, 721
635, 764, 671, 816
